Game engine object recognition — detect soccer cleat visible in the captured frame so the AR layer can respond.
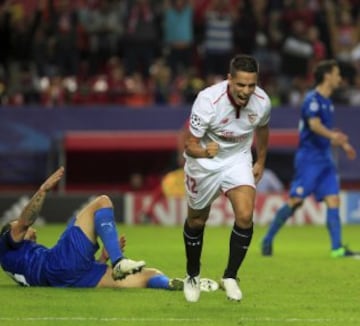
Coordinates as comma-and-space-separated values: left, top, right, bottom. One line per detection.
331, 246, 360, 259
261, 239, 273, 256
184, 275, 200, 302
220, 278, 243, 301
112, 258, 146, 280
169, 278, 184, 291
200, 278, 219, 292
169, 278, 219, 292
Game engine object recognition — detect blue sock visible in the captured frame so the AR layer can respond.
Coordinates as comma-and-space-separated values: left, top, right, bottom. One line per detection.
263, 204, 293, 243
94, 207, 123, 265
326, 207, 342, 250
147, 275, 170, 289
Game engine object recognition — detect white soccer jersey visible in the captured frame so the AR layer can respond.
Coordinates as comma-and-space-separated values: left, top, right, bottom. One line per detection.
186, 80, 271, 171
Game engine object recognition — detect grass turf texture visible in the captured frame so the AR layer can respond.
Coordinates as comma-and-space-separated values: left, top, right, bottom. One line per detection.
1, 224, 360, 326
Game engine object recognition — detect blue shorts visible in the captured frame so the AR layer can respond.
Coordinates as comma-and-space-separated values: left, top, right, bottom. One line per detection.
43, 219, 107, 287
289, 154, 339, 202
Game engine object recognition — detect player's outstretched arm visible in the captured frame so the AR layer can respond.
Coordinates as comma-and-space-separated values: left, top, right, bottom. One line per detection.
11, 167, 64, 242
309, 118, 348, 146
342, 142, 357, 160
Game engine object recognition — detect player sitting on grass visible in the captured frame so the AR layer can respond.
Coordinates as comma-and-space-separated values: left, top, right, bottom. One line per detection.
0, 166, 218, 291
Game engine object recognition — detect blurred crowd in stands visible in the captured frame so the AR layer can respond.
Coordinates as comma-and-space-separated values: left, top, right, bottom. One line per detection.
0, 0, 360, 108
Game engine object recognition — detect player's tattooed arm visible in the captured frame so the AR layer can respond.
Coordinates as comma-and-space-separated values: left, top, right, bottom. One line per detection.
11, 167, 64, 241
18, 190, 47, 228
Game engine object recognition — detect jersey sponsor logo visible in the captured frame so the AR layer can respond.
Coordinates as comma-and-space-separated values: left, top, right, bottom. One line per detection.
218, 131, 248, 143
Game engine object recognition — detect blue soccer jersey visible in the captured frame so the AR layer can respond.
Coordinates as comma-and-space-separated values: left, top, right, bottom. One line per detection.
289, 90, 339, 201
0, 233, 49, 286
297, 90, 334, 161
0, 223, 107, 287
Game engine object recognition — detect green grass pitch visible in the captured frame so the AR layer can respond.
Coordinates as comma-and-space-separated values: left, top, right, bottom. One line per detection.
1, 224, 360, 326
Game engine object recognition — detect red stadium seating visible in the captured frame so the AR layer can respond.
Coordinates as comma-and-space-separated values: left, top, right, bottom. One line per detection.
59, 129, 298, 192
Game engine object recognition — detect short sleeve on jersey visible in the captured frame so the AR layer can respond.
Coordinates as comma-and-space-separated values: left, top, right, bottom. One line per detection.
304, 98, 320, 118
189, 95, 214, 138
258, 96, 271, 127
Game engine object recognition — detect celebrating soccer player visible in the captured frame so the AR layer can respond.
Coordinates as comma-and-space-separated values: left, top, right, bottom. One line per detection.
182, 54, 271, 302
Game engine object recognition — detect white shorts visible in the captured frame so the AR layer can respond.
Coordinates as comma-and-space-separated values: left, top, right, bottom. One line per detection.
184, 158, 255, 210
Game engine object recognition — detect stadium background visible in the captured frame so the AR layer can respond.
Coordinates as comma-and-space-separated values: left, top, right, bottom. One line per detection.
0, 105, 359, 226
0, 0, 360, 226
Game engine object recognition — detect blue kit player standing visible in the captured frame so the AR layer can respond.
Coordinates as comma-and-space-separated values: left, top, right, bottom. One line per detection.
261, 59, 359, 258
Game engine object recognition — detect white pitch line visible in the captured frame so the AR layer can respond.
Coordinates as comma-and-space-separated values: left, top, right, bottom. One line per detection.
238, 317, 360, 323
0, 317, 360, 323
0, 317, 208, 322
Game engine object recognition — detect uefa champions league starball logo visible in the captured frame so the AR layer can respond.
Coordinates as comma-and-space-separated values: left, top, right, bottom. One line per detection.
190, 114, 201, 128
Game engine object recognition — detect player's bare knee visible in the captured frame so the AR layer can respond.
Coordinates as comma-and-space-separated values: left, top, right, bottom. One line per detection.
235, 213, 253, 228
187, 206, 209, 228
94, 195, 113, 209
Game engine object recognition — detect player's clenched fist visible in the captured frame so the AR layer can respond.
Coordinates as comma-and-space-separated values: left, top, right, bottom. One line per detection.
205, 142, 219, 158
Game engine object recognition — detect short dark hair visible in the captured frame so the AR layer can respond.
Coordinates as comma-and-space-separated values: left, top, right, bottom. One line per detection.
229, 54, 259, 76
314, 59, 339, 85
